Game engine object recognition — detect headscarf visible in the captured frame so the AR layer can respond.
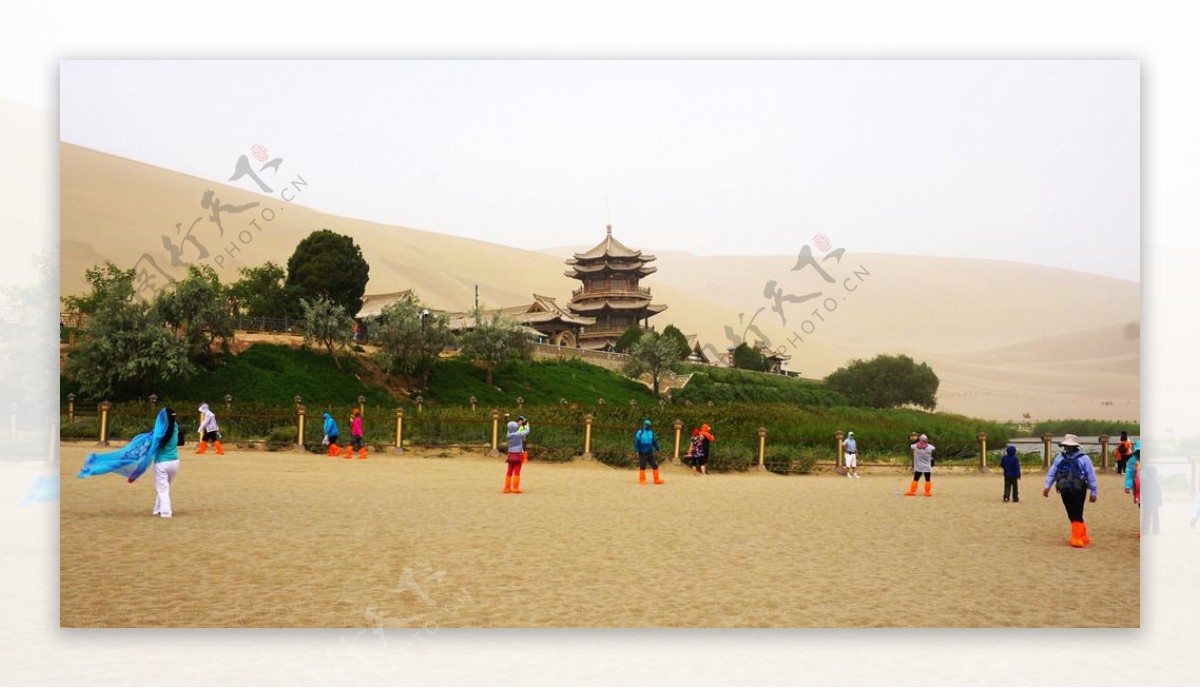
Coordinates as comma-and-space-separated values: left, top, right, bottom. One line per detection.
1005, 445, 1017, 457
700, 423, 714, 441
915, 433, 929, 450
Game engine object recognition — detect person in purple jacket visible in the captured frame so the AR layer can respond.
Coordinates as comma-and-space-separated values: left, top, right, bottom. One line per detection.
1000, 444, 1021, 503
1042, 434, 1099, 547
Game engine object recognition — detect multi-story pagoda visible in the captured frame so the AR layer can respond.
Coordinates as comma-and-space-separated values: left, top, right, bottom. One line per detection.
565, 225, 667, 350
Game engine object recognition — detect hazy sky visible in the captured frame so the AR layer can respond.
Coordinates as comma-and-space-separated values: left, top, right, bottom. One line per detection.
60, 60, 1139, 280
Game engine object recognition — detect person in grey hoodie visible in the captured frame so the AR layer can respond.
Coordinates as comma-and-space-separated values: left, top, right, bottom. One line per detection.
503, 419, 530, 494
1000, 444, 1021, 503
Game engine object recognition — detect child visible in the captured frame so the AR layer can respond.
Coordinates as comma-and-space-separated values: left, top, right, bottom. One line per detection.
504, 419, 530, 494
345, 408, 367, 459
195, 403, 224, 455
685, 428, 704, 475
323, 412, 340, 457
1000, 444, 1021, 503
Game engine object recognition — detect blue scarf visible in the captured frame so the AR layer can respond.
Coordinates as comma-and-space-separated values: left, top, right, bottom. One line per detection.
78, 408, 169, 483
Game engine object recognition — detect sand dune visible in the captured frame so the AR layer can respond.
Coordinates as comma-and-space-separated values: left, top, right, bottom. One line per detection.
60, 143, 1139, 421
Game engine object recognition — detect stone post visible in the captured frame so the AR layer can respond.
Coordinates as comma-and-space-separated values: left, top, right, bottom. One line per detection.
1099, 434, 1110, 471
295, 404, 307, 452
393, 408, 405, 453
582, 413, 594, 460
672, 419, 683, 465
756, 427, 767, 470
67, 393, 75, 424
488, 409, 501, 456
977, 432, 988, 472
97, 401, 112, 446
835, 430, 845, 471
1042, 433, 1054, 470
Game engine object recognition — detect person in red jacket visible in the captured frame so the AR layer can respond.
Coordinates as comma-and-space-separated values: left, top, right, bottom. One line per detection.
344, 408, 367, 459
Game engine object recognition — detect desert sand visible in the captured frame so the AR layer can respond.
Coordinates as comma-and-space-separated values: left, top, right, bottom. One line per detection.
60, 445, 1139, 628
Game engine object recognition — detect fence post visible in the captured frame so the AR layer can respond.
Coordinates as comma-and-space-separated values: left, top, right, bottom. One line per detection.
358, 395, 366, 420
756, 427, 767, 470
1042, 433, 1054, 470
295, 404, 307, 452
392, 407, 405, 453
672, 419, 682, 465
469, 396, 477, 413
67, 393, 75, 424
97, 401, 111, 446
417, 396, 424, 413
977, 432, 988, 472
582, 413, 594, 460
1099, 434, 1110, 471
834, 430, 845, 472
488, 409, 501, 456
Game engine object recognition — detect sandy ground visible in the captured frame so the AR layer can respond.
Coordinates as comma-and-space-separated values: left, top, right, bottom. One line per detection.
58, 444, 1139, 628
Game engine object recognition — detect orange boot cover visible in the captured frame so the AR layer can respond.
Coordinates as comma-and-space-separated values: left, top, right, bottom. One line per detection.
904, 481, 918, 496
344, 445, 353, 459
924, 480, 932, 497
195, 441, 208, 455
358, 447, 368, 459
653, 469, 664, 485
503, 475, 512, 494
328, 444, 340, 457
214, 441, 225, 455
1080, 522, 1090, 546
512, 475, 522, 494
1068, 522, 1085, 548
639, 470, 647, 485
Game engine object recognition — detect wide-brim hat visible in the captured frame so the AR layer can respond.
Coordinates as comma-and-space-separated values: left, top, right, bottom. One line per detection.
1060, 433, 1082, 447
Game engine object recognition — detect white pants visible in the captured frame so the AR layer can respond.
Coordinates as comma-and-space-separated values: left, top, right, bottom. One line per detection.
844, 452, 857, 468
153, 460, 179, 517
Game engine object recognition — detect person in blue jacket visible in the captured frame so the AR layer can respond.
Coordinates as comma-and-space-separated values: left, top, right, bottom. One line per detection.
1000, 444, 1021, 503
1042, 434, 1098, 547
323, 413, 341, 457
634, 419, 663, 485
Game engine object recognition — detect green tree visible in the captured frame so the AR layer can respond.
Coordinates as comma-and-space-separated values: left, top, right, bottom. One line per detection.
228, 261, 295, 318
623, 331, 685, 397
370, 292, 454, 389
284, 230, 370, 318
613, 322, 643, 353
824, 354, 940, 410
64, 263, 194, 398
458, 308, 529, 385
732, 342, 768, 371
155, 264, 235, 369
298, 295, 354, 368
660, 324, 690, 361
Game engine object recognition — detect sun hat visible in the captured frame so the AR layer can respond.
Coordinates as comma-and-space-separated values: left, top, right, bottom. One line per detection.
643, 419, 652, 426
847, 431, 854, 437
1060, 434, 1081, 447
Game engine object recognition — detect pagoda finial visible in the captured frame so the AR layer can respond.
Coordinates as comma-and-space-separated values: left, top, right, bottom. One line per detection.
606, 224, 612, 237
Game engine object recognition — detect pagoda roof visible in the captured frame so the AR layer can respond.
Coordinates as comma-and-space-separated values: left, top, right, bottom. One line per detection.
571, 225, 654, 262
569, 300, 668, 314
563, 262, 657, 277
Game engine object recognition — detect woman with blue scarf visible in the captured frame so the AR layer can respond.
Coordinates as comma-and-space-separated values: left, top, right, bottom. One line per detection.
78, 407, 184, 516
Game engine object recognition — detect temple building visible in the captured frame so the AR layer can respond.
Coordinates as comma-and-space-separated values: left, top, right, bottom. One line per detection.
564, 225, 667, 350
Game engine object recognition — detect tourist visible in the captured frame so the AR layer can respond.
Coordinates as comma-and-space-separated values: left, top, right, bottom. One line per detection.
1043, 433, 1099, 547
905, 434, 935, 496
686, 428, 705, 475
152, 408, 183, 518
504, 419, 530, 493
323, 412, 341, 457
1114, 431, 1134, 476
78, 407, 184, 518
698, 423, 714, 475
344, 408, 366, 459
1000, 444, 1021, 503
842, 431, 860, 479
195, 403, 224, 455
634, 419, 664, 485
517, 415, 529, 463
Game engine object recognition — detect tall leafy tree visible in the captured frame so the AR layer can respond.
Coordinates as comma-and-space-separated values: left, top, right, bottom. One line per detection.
824, 354, 940, 410
155, 264, 235, 368
623, 331, 685, 397
660, 324, 690, 361
613, 322, 643, 353
732, 342, 767, 371
458, 308, 529, 386
64, 263, 193, 398
370, 292, 454, 389
228, 261, 295, 318
284, 230, 370, 318
298, 295, 354, 368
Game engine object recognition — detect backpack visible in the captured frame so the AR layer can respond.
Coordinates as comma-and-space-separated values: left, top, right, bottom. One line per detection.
1055, 453, 1087, 492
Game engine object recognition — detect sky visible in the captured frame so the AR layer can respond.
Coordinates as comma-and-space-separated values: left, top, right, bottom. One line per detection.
59, 59, 1140, 281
